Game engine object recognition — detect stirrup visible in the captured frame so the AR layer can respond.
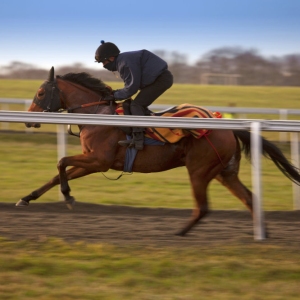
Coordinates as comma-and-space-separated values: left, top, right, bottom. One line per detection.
118, 139, 134, 148
118, 138, 144, 150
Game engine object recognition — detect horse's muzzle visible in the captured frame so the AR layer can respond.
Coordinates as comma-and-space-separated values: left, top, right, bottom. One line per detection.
25, 123, 41, 128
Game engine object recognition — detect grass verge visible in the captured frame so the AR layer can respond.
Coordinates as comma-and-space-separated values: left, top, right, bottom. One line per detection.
0, 238, 299, 300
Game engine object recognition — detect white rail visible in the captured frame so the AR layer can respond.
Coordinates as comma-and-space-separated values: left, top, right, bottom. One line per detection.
1, 110, 300, 130
0, 110, 300, 241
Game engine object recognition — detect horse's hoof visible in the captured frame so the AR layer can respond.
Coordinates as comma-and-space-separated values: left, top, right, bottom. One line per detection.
15, 199, 29, 207
65, 196, 76, 210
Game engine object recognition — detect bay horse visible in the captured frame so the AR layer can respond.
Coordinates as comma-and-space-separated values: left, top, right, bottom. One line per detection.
18, 67, 300, 236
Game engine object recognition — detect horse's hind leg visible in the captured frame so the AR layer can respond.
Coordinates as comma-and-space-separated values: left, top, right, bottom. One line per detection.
176, 181, 209, 236
176, 168, 212, 236
177, 132, 236, 236
215, 160, 253, 215
16, 167, 93, 206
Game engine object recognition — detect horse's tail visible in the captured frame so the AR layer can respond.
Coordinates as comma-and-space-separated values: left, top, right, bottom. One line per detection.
233, 130, 300, 186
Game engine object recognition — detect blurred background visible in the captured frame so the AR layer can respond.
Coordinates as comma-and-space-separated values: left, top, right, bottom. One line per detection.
1, 0, 300, 86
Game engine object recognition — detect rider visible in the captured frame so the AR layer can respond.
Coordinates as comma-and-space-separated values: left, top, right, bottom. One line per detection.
95, 40, 173, 150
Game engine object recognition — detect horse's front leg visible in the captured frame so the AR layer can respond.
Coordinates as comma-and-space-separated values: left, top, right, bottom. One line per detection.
57, 153, 109, 209
16, 167, 94, 207
58, 160, 75, 209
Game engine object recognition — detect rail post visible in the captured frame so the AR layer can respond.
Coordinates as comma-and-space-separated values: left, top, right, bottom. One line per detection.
290, 132, 300, 210
251, 121, 266, 240
57, 124, 66, 200
1, 104, 9, 130
279, 109, 288, 142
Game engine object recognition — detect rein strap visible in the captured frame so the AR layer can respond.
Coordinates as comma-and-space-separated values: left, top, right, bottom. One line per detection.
204, 134, 227, 168
67, 100, 109, 112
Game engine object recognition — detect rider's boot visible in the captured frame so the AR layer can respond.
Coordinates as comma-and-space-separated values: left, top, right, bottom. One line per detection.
118, 130, 144, 150
118, 103, 145, 150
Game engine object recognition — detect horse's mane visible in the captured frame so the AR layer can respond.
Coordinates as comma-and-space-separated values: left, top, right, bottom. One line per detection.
59, 72, 110, 96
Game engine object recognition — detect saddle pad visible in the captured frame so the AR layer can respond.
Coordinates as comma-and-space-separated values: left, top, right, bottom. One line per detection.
116, 103, 222, 143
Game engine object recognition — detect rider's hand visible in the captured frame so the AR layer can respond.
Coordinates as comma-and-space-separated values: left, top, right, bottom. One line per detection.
103, 94, 115, 102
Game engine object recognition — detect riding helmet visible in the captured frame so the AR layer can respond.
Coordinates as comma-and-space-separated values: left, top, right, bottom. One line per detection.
95, 40, 120, 63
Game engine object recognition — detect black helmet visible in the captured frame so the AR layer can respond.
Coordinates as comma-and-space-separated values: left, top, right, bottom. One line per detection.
95, 40, 120, 63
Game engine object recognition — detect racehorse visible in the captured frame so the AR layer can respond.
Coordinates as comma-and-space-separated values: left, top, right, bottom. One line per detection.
17, 67, 300, 236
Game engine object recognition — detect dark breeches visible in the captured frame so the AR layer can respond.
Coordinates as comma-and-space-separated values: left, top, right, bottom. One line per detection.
131, 69, 173, 116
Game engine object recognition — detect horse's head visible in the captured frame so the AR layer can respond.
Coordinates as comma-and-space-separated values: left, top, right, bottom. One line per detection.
25, 66, 62, 128
26, 67, 115, 128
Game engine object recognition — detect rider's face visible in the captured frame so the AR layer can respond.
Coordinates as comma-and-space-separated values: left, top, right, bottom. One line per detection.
102, 57, 115, 65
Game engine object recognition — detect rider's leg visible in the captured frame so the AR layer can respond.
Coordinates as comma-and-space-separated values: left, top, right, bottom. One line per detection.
118, 70, 173, 150
132, 69, 173, 112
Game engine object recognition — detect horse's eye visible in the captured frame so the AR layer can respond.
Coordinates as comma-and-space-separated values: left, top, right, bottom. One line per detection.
37, 88, 45, 99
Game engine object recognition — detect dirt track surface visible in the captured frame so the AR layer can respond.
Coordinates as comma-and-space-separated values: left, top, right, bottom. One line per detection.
0, 202, 299, 247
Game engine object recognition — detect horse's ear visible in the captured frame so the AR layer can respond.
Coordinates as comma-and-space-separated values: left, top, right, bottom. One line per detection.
48, 66, 54, 82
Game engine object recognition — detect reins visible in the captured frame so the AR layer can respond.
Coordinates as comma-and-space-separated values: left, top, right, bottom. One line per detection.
66, 100, 112, 113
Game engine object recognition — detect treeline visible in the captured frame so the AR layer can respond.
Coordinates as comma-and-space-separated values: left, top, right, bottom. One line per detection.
1, 47, 300, 86
156, 47, 300, 86
0, 62, 119, 83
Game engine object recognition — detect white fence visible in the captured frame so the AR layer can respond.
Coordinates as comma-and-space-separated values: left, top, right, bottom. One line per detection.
0, 110, 300, 241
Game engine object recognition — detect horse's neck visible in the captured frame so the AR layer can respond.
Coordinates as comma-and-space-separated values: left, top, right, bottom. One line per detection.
97, 104, 116, 115
57, 78, 113, 114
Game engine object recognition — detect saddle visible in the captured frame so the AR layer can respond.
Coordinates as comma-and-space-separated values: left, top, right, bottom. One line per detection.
115, 102, 222, 144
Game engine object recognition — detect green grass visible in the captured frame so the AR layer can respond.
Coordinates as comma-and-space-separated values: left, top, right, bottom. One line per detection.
1, 79, 300, 107
0, 79, 44, 99
1, 79, 300, 108
0, 133, 295, 210
0, 238, 299, 300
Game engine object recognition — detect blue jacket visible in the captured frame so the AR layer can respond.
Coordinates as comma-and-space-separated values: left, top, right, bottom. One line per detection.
113, 50, 168, 100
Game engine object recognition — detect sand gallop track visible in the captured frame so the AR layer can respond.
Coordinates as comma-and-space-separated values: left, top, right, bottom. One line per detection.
0, 202, 299, 247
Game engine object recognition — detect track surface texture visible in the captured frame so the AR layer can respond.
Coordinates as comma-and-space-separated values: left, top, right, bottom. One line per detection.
0, 202, 299, 247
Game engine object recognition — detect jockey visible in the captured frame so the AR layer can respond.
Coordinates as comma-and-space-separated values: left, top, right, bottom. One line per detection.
95, 40, 173, 150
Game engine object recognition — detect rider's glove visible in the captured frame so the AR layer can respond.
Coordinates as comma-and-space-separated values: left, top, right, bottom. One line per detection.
103, 94, 115, 102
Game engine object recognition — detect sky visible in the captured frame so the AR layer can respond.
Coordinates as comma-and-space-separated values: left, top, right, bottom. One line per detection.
0, 0, 300, 72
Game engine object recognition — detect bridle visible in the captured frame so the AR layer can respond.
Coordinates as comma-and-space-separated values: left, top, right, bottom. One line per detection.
33, 80, 62, 112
